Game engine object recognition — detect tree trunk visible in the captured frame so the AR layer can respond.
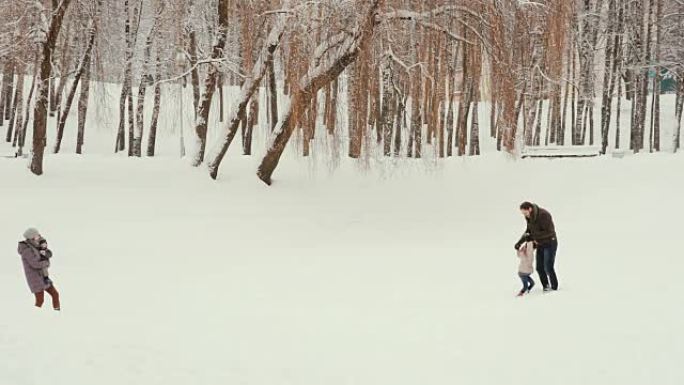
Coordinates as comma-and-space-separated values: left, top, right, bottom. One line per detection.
48, 77, 55, 118
393, 96, 404, 157
580, 103, 590, 144
651, 0, 662, 152
133, 45, 155, 156
424, 35, 436, 146
116, 0, 135, 153
50, 31, 71, 117
8, 74, 25, 145
469, 98, 480, 156
549, 86, 560, 145
1, 61, 15, 123
588, 104, 594, 145
600, 0, 617, 154
52, 56, 69, 119
127, 81, 135, 156
303, 94, 318, 157
0, 65, 7, 127
218, 75, 224, 122
435, 40, 447, 158
76, 60, 91, 155
573, 98, 585, 145
147, 54, 162, 157
239, 103, 248, 149
578, 0, 599, 145
348, 63, 363, 158
133, 79, 148, 157
408, 68, 422, 158
456, 37, 471, 156
349, 53, 370, 159
514, 85, 525, 125
458, 78, 473, 156
533, 99, 543, 146
116, 85, 130, 152
631, 82, 638, 150
326, 79, 338, 135
407, 16, 421, 158
524, 23, 544, 147
17, 72, 37, 157
188, 31, 201, 116
615, 70, 622, 150
544, 98, 552, 146
369, 64, 382, 144
128, 0, 143, 155
495, 105, 503, 151
380, 55, 394, 156
190, 0, 230, 166
29, 0, 73, 175
631, 0, 650, 153
267, 57, 278, 131
243, 97, 259, 155
437, 97, 445, 158
569, 46, 577, 145
560, 76, 570, 146
407, 97, 414, 155
446, 53, 456, 156
674, 78, 683, 152
573, 0, 596, 145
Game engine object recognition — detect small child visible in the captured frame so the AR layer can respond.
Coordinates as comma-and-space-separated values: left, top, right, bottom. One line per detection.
37, 237, 53, 285
516, 241, 535, 296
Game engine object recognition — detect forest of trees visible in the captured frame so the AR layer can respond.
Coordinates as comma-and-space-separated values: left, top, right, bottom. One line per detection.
0, 0, 683, 183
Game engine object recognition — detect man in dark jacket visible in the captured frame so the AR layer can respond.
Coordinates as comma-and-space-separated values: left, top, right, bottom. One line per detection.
514, 202, 559, 291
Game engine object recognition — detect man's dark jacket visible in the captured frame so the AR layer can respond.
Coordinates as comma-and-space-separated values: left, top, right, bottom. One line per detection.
517, 204, 557, 247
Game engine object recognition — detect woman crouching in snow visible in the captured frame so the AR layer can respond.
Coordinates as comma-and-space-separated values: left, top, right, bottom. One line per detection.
18, 228, 61, 311
515, 241, 535, 296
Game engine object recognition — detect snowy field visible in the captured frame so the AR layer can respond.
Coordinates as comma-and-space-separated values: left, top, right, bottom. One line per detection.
2, 135, 683, 384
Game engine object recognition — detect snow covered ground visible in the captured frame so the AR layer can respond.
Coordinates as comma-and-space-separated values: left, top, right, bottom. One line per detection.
1, 81, 682, 384
2, 137, 683, 384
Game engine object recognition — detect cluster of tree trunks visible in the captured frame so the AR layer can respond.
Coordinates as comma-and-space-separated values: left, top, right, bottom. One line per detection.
0, 0, 681, 179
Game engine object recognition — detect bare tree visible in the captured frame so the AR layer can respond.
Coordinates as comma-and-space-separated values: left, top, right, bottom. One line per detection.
29, 0, 74, 175
146, 49, 162, 157
189, 0, 229, 166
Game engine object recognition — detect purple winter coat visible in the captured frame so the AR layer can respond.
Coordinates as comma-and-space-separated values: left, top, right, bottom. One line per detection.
18, 241, 51, 293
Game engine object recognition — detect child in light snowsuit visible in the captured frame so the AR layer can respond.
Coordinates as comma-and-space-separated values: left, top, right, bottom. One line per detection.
516, 241, 535, 296
37, 238, 53, 285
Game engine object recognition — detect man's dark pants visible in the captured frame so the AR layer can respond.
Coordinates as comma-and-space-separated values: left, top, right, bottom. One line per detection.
536, 240, 558, 290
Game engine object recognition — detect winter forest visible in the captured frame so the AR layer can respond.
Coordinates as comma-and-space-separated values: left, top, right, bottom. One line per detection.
0, 0, 683, 181
2, 1, 684, 385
